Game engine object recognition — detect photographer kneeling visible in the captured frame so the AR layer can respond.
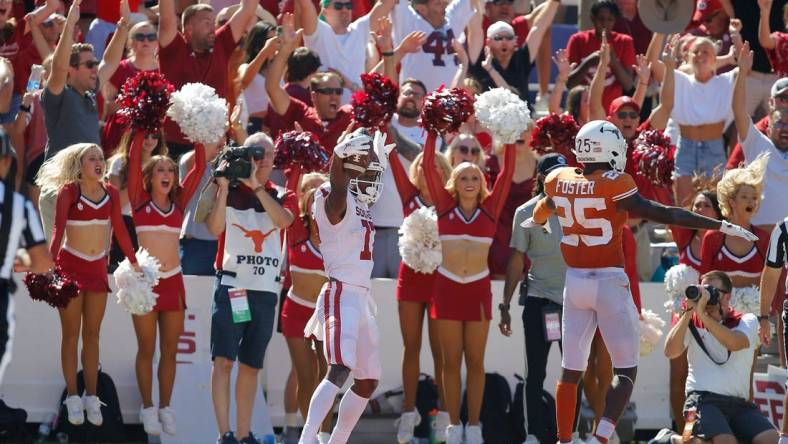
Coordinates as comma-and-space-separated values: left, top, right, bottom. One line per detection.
197, 133, 297, 444
657, 270, 777, 444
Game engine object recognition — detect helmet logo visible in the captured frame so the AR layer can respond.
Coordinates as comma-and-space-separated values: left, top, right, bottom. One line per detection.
600, 125, 622, 140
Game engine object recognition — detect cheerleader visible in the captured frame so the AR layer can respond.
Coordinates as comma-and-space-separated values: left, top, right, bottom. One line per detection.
423, 132, 515, 444
126, 131, 205, 435
280, 168, 331, 443
38, 143, 139, 426
389, 149, 453, 443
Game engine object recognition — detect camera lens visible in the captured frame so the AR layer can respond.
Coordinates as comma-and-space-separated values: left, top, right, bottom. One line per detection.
685, 285, 700, 301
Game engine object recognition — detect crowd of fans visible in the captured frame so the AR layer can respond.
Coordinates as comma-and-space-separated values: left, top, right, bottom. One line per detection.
3, 0, 788, 442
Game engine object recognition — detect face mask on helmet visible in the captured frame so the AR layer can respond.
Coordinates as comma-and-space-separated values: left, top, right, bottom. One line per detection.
349, 162, 384, 204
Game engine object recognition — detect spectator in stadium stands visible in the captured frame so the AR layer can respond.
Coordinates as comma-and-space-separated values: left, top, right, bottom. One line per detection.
566, 0, 635, 113
284, 47, 322, 107
481, 0, 552, 106
445, 133, 487, 171
658, 271, 777, 444
759, 0, 788, 77
238, 21, 277, 135
102, 19, 160, 157
178, 141, 222, 276
685, 0, 741, 74
204, 132, 297, 444
612, 0, 651, 56
729, 0, 784, 117
549, 49, 591, 125
468, 0, 559, 102
298, 0, 395, 97
727, 77, 787, 170
732, 47, 788, 231
265, 14, 352, 150
86, 0, 142, 59
391, 0, 476, 92
157, 0, 257, 159
501, 153, 572, 444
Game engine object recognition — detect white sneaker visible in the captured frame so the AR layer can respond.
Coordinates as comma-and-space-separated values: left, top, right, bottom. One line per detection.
433, 411, 450, 442
63, 395, 84, 426
82, 395, 105, 426
316, 432, 331, 444
140, 406, 162, 436
395, 410, 421, 443
446, 424, 463, 444
466, 424, 483, 444
523, 434, 540, 444
159, 406, 176, 435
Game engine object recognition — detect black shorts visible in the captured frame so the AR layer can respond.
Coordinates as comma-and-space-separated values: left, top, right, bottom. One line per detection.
684, 391, 775, 441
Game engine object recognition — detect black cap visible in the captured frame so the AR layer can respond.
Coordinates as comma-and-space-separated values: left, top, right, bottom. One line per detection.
0, 128, 14, 158
537, 153, 567, 175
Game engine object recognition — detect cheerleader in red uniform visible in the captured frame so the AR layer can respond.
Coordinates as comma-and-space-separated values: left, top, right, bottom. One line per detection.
126, 131, 205, 435
39, 143, 139, 427
423, 132, 514, 443
280, 168, 330, 442
389, 149, 453, 442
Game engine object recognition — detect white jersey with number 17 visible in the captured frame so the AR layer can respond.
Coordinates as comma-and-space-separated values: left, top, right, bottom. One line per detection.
391, 0, 473, 92
312, 183, 375, 288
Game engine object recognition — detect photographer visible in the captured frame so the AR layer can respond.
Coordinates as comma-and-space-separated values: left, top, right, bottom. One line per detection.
201, 132, 298, 444
657, 271, 777, 444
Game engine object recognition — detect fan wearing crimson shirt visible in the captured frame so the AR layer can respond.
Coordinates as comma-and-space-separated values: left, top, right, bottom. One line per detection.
566, 0, 635, 113
157, 0, 257, 159
266, 15, 352, 152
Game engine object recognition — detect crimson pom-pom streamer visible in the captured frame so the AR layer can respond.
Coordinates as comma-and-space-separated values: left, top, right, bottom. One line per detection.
352, 73, 399, 130
632, 129, 676, 190
420, 87, 475, 134
116, 71, 174, 134
274, 131, 329, 172
24, 272, 50, 302
46, 269, 80, 309
529, 113, 580, 161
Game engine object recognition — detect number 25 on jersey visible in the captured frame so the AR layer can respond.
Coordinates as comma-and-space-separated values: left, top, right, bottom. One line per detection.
552, 196, 613, 247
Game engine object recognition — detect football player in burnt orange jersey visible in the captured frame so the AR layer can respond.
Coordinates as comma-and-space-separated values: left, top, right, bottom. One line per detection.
524, 120, 758, 444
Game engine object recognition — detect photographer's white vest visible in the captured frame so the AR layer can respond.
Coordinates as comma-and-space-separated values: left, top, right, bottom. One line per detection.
219, 184, 285, 293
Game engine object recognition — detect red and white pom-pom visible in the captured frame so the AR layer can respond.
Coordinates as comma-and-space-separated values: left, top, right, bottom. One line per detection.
46, 269, 80, 309
116, 71, 174, 134
664, 264, 700, 314
398, 207, 442, 274
632, 130, 676, 190
640, 309, 666, 356
529, 113, 580, 162
24, 272, 51, 303
113, 249, 161, 315
274, 131, 329, 172
420, 86, 475, 134
351, 73, 399, 130
167, 83, 228, 144
474, 87, 531, 144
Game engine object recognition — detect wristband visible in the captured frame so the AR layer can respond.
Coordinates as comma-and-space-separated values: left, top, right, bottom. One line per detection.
757, 314, 770, 321
498, 303, 510, 311
382, 51, 395, 57
19, 104, 31, 113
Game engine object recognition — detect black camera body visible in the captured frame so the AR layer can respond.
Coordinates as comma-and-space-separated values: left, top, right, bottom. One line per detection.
213, 145, 265, 186
685, 284, 720, 306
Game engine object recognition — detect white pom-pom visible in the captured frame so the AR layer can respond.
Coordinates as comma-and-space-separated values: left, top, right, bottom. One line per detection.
113, 249, 161, 316
664, 264, 699, 313
398, 207, 442, 274
473, 88, 532, 144
731, 285, 760, 315
167, 83, 228, 144
640, 309, 666, 357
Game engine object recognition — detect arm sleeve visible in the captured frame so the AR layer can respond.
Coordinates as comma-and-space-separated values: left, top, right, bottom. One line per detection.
422, 132, 455, 213
284, 165, 302, 194
510, 205, 530, 253
617, 36, 636, 69
176, 143, 206, 209
566, 34, 582, 64
49, 185, 77, 258
447, 0, 474, 31
389, 148, 418, 208
699, 229, 718, 275
766, 224, 788, 268
21, 199, 47, 248
108, 185, 138, 264
126, 132, 147, 209
485, 143, 516, 220
669, 225, 695, 252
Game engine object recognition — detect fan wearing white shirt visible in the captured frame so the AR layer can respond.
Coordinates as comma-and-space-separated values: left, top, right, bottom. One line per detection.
298, 0, 395, 99
391, 0, 478, 92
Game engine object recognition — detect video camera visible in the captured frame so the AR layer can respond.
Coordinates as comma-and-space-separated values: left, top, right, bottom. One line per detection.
213, 145, 266, 187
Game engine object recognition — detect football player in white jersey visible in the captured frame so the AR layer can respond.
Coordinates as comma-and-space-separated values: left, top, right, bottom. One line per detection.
299, 129, 394, 444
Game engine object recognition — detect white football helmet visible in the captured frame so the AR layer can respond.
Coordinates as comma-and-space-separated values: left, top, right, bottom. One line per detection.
573, 120, 628, 172
348, 129, 394, 205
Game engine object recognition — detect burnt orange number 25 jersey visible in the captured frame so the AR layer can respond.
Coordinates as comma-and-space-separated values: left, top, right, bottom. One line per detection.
544, 167, 638, 269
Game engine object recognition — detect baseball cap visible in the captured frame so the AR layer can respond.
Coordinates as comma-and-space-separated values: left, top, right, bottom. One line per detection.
0, 128, 15, 158
771, 78, 788, 97
693, 0, 722, 22
608, 96, 641, 117
486, 21, 514, 39
537, 153, 568, 175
